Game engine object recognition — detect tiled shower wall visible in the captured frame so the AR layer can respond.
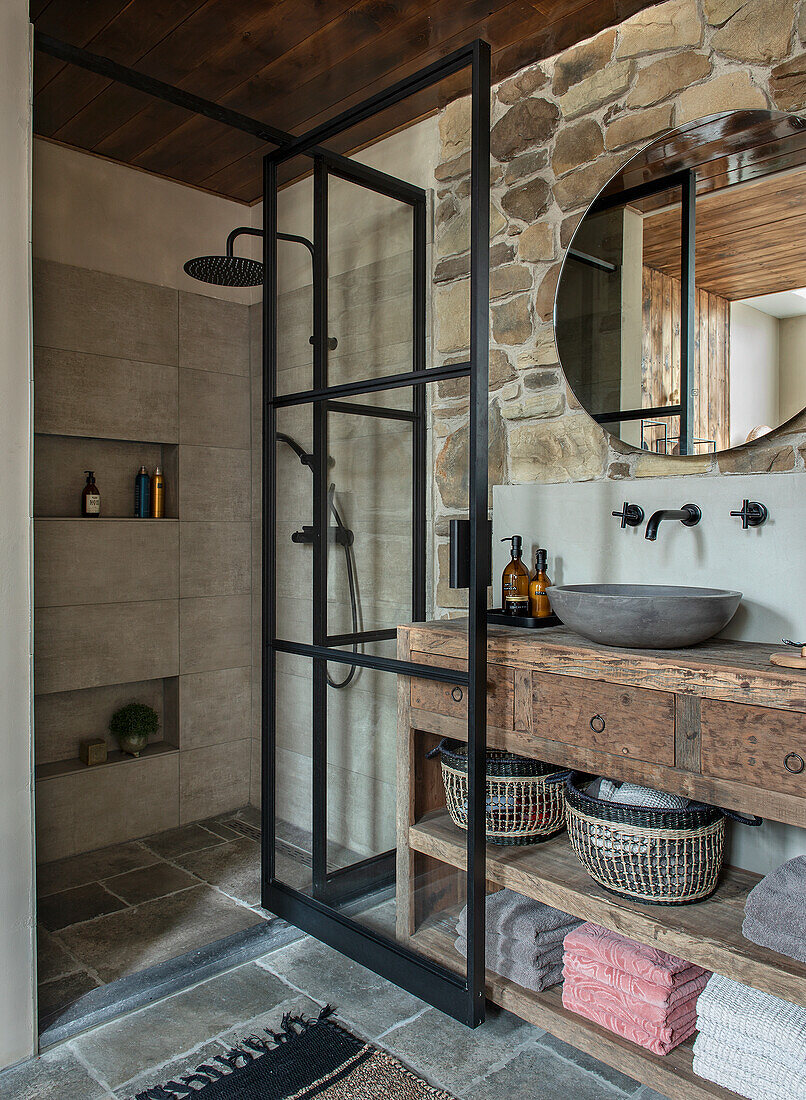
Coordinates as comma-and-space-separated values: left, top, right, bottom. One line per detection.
34, 259, 253, 861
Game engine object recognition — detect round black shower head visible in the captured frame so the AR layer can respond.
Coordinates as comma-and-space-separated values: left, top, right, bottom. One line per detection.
183, 254, 264, 287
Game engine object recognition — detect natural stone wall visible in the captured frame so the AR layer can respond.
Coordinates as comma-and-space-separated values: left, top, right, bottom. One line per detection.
433, 0, 806, 610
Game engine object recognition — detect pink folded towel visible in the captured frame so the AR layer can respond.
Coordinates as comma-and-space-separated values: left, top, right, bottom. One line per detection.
563, 923, 708, 989
562, 984, 697, 1055
563, 954, 710, 1009
562, 969, 698, 1041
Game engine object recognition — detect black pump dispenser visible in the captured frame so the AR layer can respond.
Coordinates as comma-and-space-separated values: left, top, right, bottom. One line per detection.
502, 534, 523, 558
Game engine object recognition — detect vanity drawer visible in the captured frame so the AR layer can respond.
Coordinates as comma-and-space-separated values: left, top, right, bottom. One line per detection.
409, 651, 514, 729
532, 671, 675, 765
701, 699, 806, 796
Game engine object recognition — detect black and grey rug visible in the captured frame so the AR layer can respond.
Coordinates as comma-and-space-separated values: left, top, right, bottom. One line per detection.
133, 1006, 456, 1099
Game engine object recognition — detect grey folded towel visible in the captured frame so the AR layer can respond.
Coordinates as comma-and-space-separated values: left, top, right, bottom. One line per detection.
456, 889, 580, 941
454, 933, 563, 971
742, 856, 806, 964
455, 935, 564, 993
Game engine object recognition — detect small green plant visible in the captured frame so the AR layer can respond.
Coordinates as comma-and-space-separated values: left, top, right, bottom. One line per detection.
109, 703, 159, 757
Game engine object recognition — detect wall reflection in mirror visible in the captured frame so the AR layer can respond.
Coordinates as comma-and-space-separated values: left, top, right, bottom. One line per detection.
555, 110, 806, 456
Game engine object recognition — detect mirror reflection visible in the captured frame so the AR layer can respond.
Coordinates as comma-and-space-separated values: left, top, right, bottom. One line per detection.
555, 110, 806, 456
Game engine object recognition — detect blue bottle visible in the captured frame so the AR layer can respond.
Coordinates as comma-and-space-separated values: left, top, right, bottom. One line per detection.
135, 466, 150, 518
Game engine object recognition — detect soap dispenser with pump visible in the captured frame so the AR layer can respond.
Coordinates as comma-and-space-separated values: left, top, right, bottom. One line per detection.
501, 535, 530, 614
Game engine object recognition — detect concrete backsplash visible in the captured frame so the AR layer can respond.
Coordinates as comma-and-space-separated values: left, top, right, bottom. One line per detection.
433, 0, 806, 611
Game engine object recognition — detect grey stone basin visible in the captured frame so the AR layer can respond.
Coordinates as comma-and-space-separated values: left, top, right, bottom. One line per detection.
546, 584, 742, 649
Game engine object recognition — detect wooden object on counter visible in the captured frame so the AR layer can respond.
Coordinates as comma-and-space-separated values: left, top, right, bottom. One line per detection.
770, 644, 806, 669
396, 619, 806, 1100
79, 738, 107, 766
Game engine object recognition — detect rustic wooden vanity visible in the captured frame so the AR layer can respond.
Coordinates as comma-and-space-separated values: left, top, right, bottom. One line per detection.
396, 620, 806, 1100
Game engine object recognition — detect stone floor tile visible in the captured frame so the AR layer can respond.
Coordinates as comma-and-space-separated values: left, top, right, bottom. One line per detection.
73, 962, 295, 1087
38, 970, 101, 1022
464, 1043, 629, 1100
140, 823, 227, 859
58, 884, 265, 983
113, 1039, 228, 1099
635, 1089, 673, 1100
202, 820, 244, 841
259, 937, 426, 1038
537, 1032, 642, 1093
381, 1004, 535, 1092
0, 1045, 110, 1100
37, 882, 128, 932
214, 992, 323, 1050
172, 837, 261, 907
36, 843, 155, 898
36, 924, 82, 983
103, 862, 200, 905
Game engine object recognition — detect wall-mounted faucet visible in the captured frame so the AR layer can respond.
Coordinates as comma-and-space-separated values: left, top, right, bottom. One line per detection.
645, 503, 701, 541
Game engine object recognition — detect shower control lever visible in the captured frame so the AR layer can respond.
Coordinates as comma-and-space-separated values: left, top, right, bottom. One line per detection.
730, 500, 768, 529
611, 502, 644, 529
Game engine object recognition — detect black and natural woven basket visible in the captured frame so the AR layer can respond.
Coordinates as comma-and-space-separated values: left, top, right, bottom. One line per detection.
429, 739, 569, 846
564, 774, 762, 906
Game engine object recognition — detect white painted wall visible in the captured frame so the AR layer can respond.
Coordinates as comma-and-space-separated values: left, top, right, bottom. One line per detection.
778, 313, 806, 425
0, 1, 36, 1071
729, 302, 779, 447
33, 138, 253, 303
494, 471, 806, 876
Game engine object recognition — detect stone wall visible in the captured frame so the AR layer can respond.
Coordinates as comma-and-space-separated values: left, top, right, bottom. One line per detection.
433, 0, 806, 610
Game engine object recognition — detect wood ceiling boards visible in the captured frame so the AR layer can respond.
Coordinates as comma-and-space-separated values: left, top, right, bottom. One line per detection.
32, 0, 663, 202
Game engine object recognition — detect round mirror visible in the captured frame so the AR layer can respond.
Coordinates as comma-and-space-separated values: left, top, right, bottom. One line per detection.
554, 109, 806, 457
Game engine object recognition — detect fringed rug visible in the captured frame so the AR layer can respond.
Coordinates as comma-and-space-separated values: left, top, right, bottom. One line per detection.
133, 1005, 457, 1099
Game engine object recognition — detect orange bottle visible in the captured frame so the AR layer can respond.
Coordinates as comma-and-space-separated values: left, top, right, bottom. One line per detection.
529, 548, 552, 618
501, 535, 530, 614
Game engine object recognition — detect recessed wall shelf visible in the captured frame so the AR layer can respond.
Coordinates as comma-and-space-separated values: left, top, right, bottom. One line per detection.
35, 517, 179, 522
35, 740, 179, 781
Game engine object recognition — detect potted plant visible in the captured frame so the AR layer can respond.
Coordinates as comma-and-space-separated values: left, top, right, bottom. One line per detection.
109, 702, 159, 757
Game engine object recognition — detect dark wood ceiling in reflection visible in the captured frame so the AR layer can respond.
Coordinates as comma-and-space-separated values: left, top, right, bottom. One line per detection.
32, 0, 662, 203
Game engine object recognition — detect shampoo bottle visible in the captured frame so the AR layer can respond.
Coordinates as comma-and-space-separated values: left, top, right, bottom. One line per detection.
529, 548, 552, 618
134, 466, 150, 518
81, 471, 100, 517
501, 535, 530, 615
150, 466, 165, 518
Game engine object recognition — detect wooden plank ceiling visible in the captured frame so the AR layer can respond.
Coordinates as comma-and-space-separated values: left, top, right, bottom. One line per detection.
31, 0, 662, 203
642, 168, 806, 300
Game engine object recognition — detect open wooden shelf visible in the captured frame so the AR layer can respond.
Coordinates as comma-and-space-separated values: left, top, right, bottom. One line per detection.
35, 517, 178, 522
409, 809, 806, 1005
413, 913, 739, 1100
35, 740, 179, 781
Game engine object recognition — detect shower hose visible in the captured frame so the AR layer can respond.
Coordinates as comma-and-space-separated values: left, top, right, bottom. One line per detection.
276, 433, 359, 688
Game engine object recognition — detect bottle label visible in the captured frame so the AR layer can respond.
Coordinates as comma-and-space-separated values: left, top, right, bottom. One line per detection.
505, 595, 529, 614
85, 494, 100, 514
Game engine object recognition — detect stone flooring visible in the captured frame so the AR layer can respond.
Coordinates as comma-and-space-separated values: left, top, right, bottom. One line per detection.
1, 933, 672, 1100
36, 809, 272, 1030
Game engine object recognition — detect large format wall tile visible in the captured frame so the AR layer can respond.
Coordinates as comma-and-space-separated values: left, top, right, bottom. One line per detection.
34, 260, 177, 366
34, 347, 178, 443
179, 667, 251, 750
34, 678, 170, 766
179, 292, 250, 376
35, 600, 179, 694
36, 752, 179, 861
178, 446, 250, 521
179, 739, 251, 823
180, 521, 250, 598
179, 368, 250, 449
34, 435, 168, 518
35, 519, 178, 607
179, 594, 250, 673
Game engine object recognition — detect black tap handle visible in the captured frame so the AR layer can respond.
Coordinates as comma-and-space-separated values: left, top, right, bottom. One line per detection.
611, 502, 644, 529
730, 500, 768, 529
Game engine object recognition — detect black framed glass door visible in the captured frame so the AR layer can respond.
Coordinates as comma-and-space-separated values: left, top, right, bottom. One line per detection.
262, 42, 491, 1026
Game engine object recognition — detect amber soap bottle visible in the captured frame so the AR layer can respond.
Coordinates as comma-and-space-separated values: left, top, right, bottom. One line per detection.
81, 471, 100, 517
529, 547, 552, 618
501, 535, 530, 614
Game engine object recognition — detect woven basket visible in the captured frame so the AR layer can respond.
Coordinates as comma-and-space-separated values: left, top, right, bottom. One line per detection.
564, 775, 762, 906
430, 739, 568, 846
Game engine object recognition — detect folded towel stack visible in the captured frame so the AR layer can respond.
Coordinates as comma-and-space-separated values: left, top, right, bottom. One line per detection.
562, 922, 710, 1056
454, 888, 581, 994
596, 779, 689, 810
742, 855, 806, 964
692, 973, 806, 1100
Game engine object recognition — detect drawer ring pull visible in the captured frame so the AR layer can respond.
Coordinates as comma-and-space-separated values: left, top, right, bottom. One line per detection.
784, 752, 805, 774
451, 686, 464, 703
590, 714, 606, 734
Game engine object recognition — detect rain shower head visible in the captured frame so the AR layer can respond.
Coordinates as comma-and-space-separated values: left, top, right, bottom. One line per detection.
184, 226, 316, 288
184, 225, 264, 287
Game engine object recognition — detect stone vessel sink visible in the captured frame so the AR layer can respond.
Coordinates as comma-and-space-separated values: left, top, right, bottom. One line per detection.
547, 584, 742, 649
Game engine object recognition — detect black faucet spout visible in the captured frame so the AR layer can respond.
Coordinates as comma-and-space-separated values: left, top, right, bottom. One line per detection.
645, 503, 701, 541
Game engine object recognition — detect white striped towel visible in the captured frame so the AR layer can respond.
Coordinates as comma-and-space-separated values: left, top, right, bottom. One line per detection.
692, 1030, 806, 1100
597, 779, 689, 810
695, 973, 806, 1063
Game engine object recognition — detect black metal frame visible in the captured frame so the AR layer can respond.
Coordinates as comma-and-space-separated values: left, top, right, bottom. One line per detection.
263, 41, 490, 1027
586, 168, 697, 455
35, 28, 491, 1029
